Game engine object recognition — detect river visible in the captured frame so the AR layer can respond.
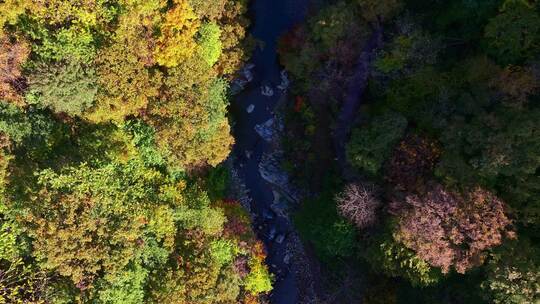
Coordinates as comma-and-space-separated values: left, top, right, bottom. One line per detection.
230, 0, 311, 303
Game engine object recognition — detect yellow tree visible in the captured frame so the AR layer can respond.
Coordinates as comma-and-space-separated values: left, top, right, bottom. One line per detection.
86, 10, 162, 122
154, 0, 200, 68
148, 60, 233, 169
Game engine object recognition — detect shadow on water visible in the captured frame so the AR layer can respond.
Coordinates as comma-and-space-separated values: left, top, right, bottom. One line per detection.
231, 1, 310, 303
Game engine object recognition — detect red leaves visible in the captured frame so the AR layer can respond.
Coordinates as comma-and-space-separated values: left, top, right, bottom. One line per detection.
294, 96, 305, 112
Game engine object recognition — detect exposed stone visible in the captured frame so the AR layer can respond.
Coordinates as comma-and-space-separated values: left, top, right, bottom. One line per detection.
261, 85, 274, 97
259, 152, 299, 204
268, 227, 277, 240
230, 63, 255, 94
254, 118, 275, 142
277, 70, 290, 90
263, 209, 275, 220
276, 234, 285, 244
271, 192, 289, 218
283, 253, 291, 264
246, 104, 255, 113
227, 160, 252, 212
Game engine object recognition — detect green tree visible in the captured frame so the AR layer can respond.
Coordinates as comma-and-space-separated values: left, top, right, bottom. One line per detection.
357, 0, 402, 22
484, 1, 540, 64
347, 112, 407, 175
364, 230, 442, 287
481, 239, 540, 304
27, 61, 97, 116
15, 161, 182, 287
198, 22, 223, 66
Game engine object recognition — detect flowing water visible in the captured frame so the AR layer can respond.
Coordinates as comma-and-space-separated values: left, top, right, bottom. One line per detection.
230, 1, 311, 303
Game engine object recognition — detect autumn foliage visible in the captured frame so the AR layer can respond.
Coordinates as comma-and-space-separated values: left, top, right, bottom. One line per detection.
0, 0, 264, 303
385, 133, 440, 192
0, 33, 29, 106
336, 183, 381, 229
391, 184, 514, 273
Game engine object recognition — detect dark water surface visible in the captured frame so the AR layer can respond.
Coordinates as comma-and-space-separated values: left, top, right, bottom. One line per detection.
231, 1, 309, 303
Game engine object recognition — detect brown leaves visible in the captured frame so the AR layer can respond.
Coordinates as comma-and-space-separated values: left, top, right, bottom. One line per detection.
385, 133, 440, 192
491, 65, 539, 106
0, 33, 29, 106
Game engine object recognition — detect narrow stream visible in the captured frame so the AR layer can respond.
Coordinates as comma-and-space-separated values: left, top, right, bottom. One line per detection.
230, 1, 310, 303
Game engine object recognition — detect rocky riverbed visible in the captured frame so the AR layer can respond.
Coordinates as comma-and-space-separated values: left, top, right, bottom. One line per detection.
227, 1, 319, 302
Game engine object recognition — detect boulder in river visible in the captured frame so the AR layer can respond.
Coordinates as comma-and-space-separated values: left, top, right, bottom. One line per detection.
254, 118, 275, 142
246, 104, 255, 113
283, 253, 292, 264
261, 85, 274, 97
263, 209, 275, 220
277, 70, 290, 91
259, 152, 300, 204
268, 227, 277, 240
230, 63, 255, 94
270, 190, 289, 218
254, 117, 284, 143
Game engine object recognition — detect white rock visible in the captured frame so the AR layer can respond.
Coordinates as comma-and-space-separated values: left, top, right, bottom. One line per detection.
283, 253, 291, 264
277, 70, 290, 90
244, 69, 253, 82
261, 85, 274, 97
242, 63, 255, 82
254, 118, 275, 142
246, 104, 255, 113
268, 227, 276, 240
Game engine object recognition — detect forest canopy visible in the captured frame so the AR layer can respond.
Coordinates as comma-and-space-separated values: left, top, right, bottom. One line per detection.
280, 0, 540, 303
0, 0, 272, 303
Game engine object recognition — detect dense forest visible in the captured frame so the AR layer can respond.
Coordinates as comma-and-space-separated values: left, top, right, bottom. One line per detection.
0, 0, 274, 303
280, 0, 540, 303
1, 0, 539, 303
